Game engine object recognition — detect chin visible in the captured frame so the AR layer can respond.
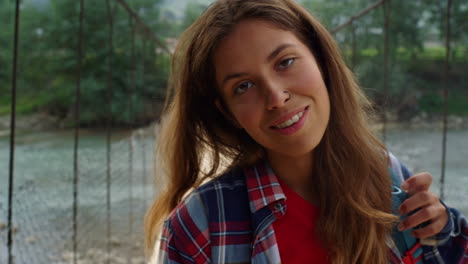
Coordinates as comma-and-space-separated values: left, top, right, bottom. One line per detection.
275, 141, 321, 159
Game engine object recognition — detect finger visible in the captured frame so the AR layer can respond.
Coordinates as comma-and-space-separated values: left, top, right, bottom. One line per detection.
411, 217, 447, 239
398, 204, 437, 231
401, 172, 433, 193
398, 190, 438, 215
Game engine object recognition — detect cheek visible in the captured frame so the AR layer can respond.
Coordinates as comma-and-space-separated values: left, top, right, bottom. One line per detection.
229, 92, 263, 128
295, 65, 326, 93
295, 64, 330, 119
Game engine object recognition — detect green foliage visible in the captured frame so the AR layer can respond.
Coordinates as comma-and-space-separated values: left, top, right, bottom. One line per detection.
182, 1, 208, 31
301, 0, 468, 117
0, 0, 171, 126
420, 92, 468, 115
1, 0, 467, 126
0, 0, 15, 98
158, 0, 209, 36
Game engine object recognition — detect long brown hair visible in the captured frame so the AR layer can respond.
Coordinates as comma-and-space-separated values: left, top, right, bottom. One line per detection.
145, 0, 397, 263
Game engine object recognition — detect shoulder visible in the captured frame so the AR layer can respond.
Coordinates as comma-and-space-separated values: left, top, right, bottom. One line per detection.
197, 166, 248, 194
166, 167, 248, 225
164, 169, 249, 237
159, 168, 251, 262
187, 167, 249, 216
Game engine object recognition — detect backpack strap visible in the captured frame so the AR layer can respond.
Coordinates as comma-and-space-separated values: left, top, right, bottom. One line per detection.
389, 165, 425, 264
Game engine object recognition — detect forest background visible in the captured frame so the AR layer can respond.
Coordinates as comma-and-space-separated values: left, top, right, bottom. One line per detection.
1, 0, 467, 129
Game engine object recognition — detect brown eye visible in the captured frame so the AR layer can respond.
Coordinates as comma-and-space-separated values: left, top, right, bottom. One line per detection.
234, 81, 253, 95
278, 58, 295, 70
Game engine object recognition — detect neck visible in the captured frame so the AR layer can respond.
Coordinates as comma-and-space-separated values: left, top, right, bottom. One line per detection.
267, 150, 315, 203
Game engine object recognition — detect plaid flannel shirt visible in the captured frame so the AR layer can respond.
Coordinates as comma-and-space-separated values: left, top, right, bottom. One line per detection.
156, 155, 468, 264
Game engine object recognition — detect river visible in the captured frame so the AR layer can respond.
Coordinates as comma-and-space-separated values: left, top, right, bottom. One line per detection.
0, 127, 467, 263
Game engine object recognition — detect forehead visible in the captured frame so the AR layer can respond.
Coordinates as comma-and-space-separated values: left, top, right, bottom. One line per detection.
217, 19, 295, 48
213, 19, 307, 78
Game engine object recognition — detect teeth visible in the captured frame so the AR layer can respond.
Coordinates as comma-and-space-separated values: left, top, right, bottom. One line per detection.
275, 111, 303, 129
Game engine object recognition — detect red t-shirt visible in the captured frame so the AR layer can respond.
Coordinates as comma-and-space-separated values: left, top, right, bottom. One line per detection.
273, 178, 330, 264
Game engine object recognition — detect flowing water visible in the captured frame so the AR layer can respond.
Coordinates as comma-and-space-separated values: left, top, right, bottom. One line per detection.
0, 127, 467, 263
0, 129, 155, 264
385, 127, 468, 216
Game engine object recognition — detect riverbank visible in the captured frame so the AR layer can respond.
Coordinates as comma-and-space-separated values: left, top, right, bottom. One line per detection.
0, 112, 59, 137
1, 112, 467, 138
0, 112, 157, 138
0, 129, 154, 264
370, 113, 468, 131
1, 119, 467, 263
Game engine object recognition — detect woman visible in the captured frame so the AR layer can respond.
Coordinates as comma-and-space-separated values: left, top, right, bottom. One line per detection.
145, 0, 467, 263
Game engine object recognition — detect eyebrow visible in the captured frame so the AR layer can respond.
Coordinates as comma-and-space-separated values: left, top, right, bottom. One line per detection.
265, 43, 294, 63
220, 43, 295, 87
221, 72, 249, 88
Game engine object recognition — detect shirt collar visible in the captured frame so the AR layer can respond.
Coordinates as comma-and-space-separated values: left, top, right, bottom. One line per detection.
244, 159, 286, 214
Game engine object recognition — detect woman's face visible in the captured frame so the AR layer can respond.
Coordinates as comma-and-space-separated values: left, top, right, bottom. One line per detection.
214, 19, 330, 159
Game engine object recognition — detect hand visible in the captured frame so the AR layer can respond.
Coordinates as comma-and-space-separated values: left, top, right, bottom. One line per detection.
397, 172, 449, 239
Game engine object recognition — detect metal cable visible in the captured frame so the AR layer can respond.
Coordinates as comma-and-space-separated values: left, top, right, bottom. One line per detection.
127, 14, 136, 264
382, 0, 391, 142
351, 21, 357, 71
72, 0, 85, 263
142, 37, 148, 211
331, 0, 385, 34
440, 0, 452, 200
105, 0, 116, 262
114, 0, 171, 55
7, 0, 21, 263
328, 0, 390, 141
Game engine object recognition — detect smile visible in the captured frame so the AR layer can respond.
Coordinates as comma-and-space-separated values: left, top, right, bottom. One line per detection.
270, 106, 309, 135
274, 111, 304, 128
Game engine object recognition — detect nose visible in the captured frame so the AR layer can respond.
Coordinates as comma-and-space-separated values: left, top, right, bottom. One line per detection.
264, 80, 290, 110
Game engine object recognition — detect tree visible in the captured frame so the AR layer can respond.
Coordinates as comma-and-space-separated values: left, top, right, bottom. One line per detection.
181, 1, 208, 32
0, 0, 172, 126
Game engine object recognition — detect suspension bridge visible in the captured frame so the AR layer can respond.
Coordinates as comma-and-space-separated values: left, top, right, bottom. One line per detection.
1, 0, 464, 263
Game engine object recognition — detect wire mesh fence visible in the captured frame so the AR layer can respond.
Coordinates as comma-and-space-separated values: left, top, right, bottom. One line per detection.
0, 128, 156, 264
2, 0, 467, 263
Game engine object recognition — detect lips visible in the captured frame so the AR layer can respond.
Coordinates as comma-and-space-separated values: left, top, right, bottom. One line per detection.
269, 106, 308, 128
267, 106, 309, 136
